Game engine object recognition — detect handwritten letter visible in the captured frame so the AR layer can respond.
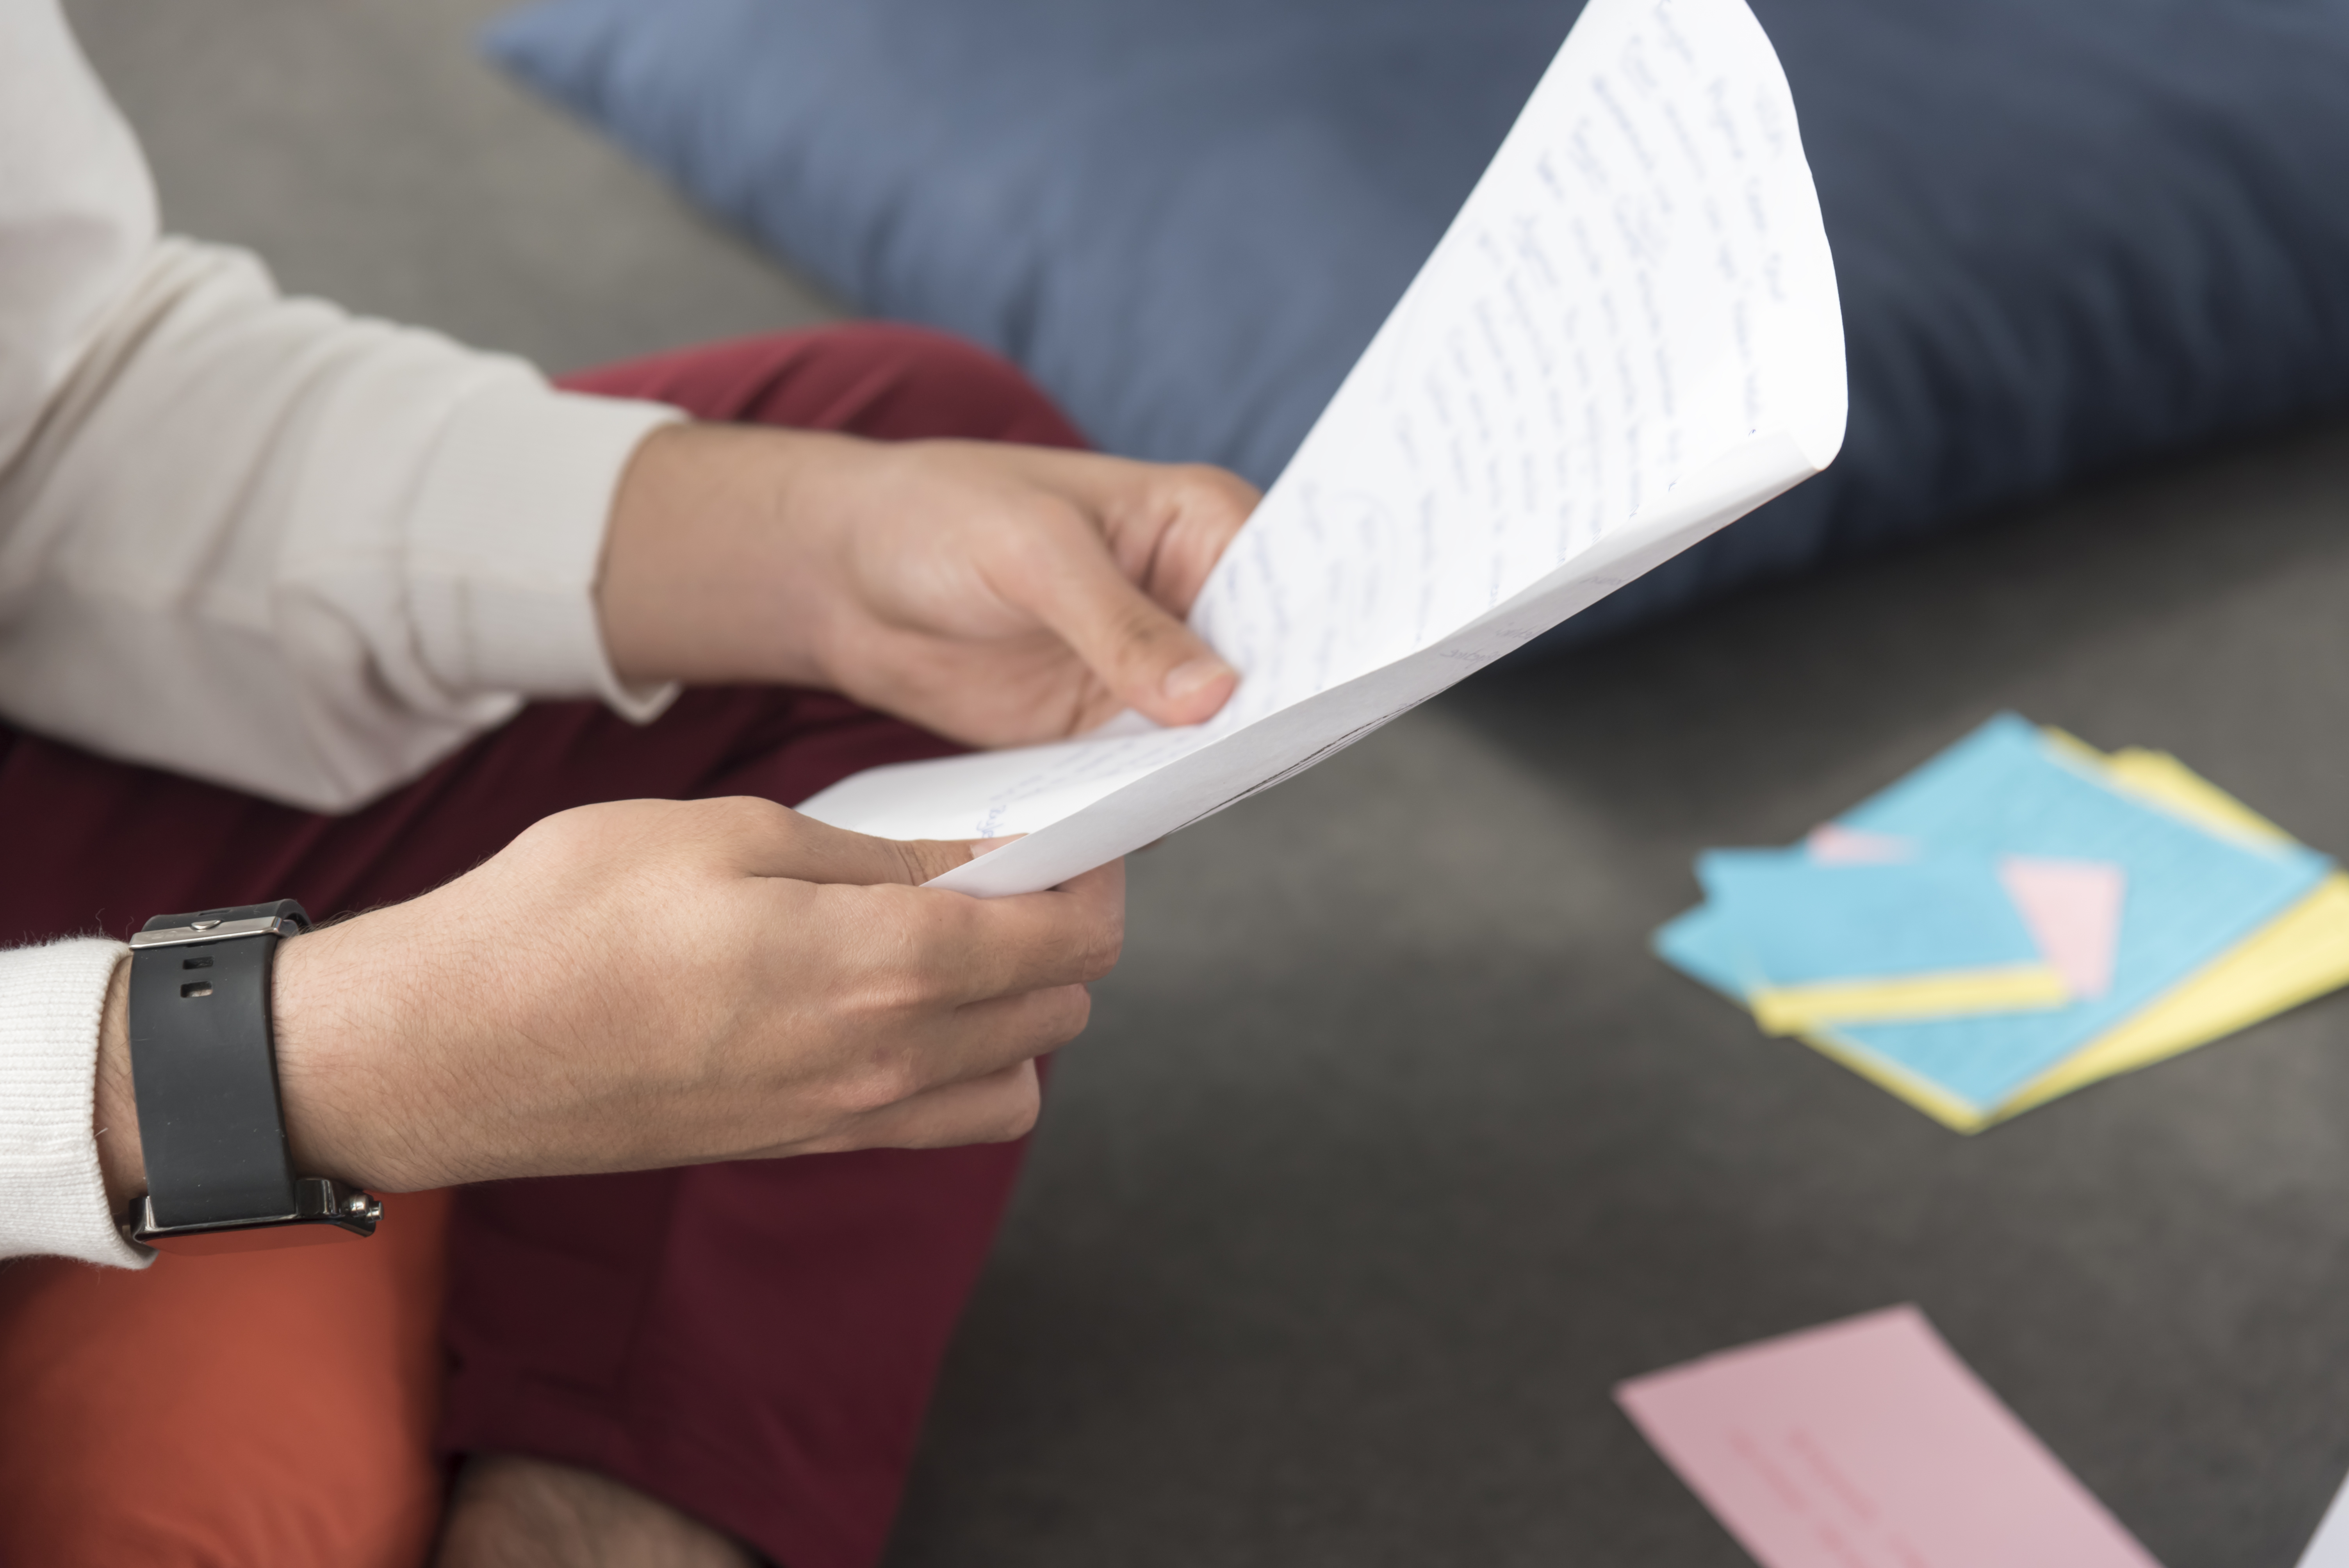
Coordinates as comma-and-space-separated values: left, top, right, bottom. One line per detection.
800, 0, 1847, 895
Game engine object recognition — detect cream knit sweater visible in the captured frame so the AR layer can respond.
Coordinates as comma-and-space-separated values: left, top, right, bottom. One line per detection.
0, 0, 683, 1265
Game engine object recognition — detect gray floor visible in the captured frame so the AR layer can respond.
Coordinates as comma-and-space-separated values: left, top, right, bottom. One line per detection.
68, 0, 841, 371
67, 3, 2349, 1564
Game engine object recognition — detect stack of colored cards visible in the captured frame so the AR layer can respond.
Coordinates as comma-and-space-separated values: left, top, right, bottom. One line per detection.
1655, 714, 2349, 1131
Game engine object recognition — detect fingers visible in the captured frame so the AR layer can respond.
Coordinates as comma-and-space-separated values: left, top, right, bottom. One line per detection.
722, 825, 1120, 1005
921, 983, 1093, 1085
1125, 464, 1260, 616
932, 859, 1126, 1001
882, 1060, 1043, 1146
1024, 452, 1256, 598
804, 1061, 1044, 1152
701, 796, 977, 886
759, 857, 1120, 1011
995, 454, 1256, 725
709, 801, 1119, 1001
1011, 507, 1239, 727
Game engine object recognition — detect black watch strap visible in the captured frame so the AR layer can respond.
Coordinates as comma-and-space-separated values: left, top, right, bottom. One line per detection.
123, 900, 380, 1252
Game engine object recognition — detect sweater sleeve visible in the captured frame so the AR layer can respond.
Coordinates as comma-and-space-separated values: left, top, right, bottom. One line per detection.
0, 939, 147, 1267
0, 0, 685, 813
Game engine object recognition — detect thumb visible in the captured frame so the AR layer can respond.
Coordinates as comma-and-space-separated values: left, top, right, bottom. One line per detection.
1026, 535, 1238, 727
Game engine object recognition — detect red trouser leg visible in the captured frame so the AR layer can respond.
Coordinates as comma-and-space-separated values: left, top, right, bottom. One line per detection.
0, 324, 1089, 1568
453, 327, 1091, 1568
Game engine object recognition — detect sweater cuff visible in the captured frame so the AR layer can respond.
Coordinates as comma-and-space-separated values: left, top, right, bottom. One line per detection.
406, 382, 685, 723
0, 938, 148, 1268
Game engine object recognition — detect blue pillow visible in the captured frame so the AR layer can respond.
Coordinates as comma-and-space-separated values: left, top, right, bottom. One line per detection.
487, 0, 2349, 642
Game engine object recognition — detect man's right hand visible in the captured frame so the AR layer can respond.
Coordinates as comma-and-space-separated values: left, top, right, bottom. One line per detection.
92, 798, 1119, 1207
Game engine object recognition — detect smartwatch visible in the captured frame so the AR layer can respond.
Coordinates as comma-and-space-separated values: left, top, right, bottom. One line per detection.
118, 900, 382, 1255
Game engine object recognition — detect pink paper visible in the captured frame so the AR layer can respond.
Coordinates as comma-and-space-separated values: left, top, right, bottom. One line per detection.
1997, 856, 2126, 999
1616, 1305, 2161, 1568
1805, 825, 1918, 864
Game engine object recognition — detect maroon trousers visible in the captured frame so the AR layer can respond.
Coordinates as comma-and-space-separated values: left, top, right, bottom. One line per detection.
0, 324, 1087, 1567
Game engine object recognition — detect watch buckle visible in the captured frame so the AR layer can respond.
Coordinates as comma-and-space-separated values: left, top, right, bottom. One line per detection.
123, 1177, 384, 1256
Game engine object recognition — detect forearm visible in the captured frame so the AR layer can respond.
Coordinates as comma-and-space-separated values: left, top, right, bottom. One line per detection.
85, 800, 1111, 1224
0, 237, 681, 813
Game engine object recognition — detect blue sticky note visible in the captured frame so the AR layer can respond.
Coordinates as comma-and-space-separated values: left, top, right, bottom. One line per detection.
1811, 716, 2326, 1112
1656, 898, 1755, 1003
1696, 849, 2046, 991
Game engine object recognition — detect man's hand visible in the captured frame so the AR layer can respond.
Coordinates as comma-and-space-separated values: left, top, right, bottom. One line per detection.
92, 799, 1119, 1206
596, 426, 1259, 745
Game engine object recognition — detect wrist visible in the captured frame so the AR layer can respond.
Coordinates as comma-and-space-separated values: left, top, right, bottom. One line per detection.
596, 422, 842, 691
269, 919, 419, 1192
93, 916, 424, 1215
93, 956, 142, 1213
95, 911, 385, 1221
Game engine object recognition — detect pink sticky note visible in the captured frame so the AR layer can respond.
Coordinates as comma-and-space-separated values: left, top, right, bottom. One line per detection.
1805, 825, 1919, 864
1616, 1305, 2161, 1568
1997, 856, 2127, 999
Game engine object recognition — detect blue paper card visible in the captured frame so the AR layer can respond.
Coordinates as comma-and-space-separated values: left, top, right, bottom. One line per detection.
1697, 849, 2046, 991
1657, 715, 2331, 1115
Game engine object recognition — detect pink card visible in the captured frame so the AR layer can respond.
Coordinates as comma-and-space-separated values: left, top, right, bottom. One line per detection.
1805, 825, 1918, 864
1997, 856, 2126, 999
1616, 1306, 2161, 1568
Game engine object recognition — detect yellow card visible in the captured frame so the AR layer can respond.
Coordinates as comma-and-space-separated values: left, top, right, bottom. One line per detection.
1797, 735, 2349, 1132
1750, 964, 2071, 1035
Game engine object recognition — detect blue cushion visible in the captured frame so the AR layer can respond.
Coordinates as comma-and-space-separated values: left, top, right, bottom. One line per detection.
486, 0, 2349, 642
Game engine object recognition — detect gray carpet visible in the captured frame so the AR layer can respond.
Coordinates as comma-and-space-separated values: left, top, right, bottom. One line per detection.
67, 3, 2349, 1564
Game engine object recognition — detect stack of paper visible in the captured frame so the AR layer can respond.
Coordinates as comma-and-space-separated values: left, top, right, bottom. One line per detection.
801, 0, 1848, 895
1655, 714, 2349, 1131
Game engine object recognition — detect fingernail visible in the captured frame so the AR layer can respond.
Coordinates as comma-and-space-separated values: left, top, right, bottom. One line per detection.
1161, 656, 1235, 704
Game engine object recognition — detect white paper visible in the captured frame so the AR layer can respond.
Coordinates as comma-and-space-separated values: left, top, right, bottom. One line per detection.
2298, 1468, 2349, 1568
800, 0, 1847, 896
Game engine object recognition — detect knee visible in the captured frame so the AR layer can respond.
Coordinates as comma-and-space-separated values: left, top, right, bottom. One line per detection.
557, 321, 1090, 448
747, 322, 1091, 448
0, 1189, 456, 1568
